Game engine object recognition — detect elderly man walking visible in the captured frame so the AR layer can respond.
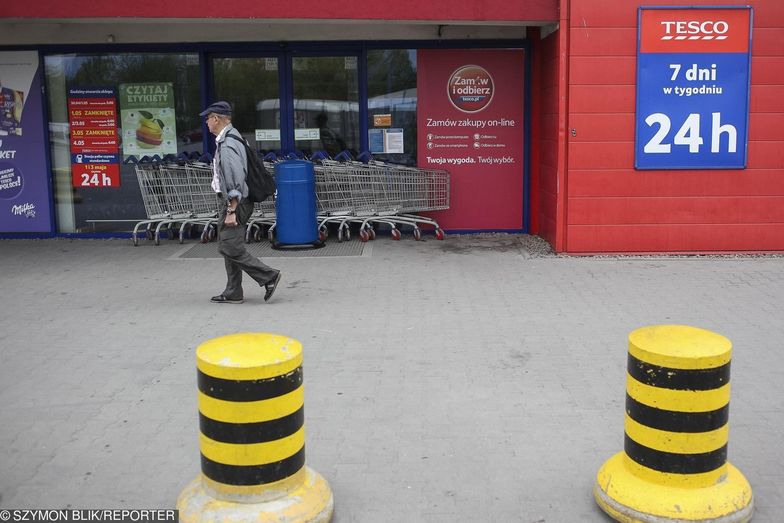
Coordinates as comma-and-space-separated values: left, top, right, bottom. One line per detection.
200, 100, 282, 304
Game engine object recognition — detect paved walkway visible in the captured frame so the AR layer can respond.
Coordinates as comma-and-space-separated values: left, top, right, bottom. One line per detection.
1, 235, 782, 522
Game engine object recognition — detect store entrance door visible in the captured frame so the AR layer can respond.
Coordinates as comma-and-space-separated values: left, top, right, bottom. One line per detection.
209, 52, 360, 159
211, 55, 283, 155
290, 55, 359, 158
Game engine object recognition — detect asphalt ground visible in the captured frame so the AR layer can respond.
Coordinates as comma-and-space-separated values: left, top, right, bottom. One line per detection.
0, 234, 782, 522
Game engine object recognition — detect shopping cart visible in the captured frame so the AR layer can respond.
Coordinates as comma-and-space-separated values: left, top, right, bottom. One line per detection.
313, 158, 449, 242
184, 162, 221, 243
132, 160, 219, 246
132, 161, 169, 246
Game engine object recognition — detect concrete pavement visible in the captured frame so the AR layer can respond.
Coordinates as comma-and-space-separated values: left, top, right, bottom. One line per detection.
0, 234, 782, 522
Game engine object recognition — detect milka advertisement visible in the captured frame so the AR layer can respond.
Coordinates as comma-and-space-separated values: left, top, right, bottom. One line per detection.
119, 82, 177, 159
0, 51, 53, 233
417, 50, 524, 230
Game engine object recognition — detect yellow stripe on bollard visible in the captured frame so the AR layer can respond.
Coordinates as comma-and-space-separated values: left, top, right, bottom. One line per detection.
626, 379, 730, 412
624, 415, 729, 455
595, 325, 753, 522
200, 426, 306, 467
177, 333, 333, 522
197, 387, 304, 424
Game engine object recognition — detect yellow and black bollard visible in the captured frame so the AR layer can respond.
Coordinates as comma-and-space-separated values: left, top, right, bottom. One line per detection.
177, 333, 333, 522
595, 325, 753, 523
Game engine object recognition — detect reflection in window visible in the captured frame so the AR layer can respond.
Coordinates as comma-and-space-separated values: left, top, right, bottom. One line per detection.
213, 57, 281, 155
44, 53, 200, 233
367, 50, 417, 165
292, 56, 359, 159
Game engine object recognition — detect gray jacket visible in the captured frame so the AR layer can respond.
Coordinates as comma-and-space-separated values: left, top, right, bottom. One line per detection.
215, 124, 249, 202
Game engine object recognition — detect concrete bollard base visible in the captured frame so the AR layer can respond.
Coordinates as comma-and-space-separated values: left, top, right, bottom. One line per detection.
594, 452, 754, 523
177, 467, 334, 523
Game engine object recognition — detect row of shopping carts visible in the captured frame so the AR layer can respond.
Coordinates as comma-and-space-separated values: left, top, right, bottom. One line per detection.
132, 160, 218, 246
132, 152, 450, 246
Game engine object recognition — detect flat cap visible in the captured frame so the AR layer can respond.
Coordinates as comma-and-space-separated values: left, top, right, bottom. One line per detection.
199, 100, 232, 117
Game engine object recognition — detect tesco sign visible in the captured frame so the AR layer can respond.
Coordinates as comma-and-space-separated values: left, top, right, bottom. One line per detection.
660, 20, 729, 39
635, 7, 753, 170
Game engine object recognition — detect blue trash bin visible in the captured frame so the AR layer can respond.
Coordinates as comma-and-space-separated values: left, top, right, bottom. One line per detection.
274, 160, 320, 247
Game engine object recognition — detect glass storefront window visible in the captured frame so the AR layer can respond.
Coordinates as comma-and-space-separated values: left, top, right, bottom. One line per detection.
212, 57, 281, 155
44, 53, 201, 233
292, 56, 359, 159
367, 49, 417, 165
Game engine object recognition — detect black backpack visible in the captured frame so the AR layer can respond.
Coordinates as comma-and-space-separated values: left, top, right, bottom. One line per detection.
223, 133, 276, 203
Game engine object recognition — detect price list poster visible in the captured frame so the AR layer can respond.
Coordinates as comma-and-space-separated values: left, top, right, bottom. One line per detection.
68, 87, 121, 188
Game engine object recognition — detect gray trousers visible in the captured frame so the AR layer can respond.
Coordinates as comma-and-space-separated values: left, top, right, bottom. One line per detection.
217, 199, 278, 299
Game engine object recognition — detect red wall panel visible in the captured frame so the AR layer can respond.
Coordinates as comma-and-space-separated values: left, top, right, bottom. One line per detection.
568, 196, 784, 225
565, 0, 784, 253
566, 224, 784, 253
752, 29, 784, 55
751, 57, 784, 84
570, 0, 784, 29
568, 114, 635, 142
2, 0, 558, 22
569, 56, 636, 85
749, 85, 784, 113
569, 85, 635, 113
537, 31, 562, 248
569, 170, 784, 197
569, 28, 637, 57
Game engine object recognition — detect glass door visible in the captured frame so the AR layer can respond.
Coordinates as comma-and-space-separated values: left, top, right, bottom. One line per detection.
211, 56, 282, 155
290, 55, 359, 158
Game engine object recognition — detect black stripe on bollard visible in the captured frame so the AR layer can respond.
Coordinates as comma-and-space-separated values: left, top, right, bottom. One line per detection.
627, 354, 730, 391
200, 446, 306, 486
197, 367, 303, 402
199, 406, 305, 444
624, 435, 727, 474
626, 394, 729, 433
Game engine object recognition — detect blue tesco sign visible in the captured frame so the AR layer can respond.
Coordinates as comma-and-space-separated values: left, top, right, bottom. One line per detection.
635, 7, 753, 170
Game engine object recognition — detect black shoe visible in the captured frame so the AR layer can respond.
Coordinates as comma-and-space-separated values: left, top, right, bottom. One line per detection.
264, 272, 282, 302
211, 294, 244, 304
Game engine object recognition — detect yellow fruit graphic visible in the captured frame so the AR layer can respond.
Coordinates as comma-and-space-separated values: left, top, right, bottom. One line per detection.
136, 111, 164, 148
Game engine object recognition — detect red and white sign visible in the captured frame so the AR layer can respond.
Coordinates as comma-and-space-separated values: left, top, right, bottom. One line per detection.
68, 89, 121, 188
418, 49, 524, 230
447, 65, 495, 113
640, 8, 751, 53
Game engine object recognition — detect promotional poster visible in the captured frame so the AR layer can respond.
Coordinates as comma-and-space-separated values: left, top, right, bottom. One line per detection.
119, 82, 177, 159
0, 51, 53, 233
417, 49, 524, 230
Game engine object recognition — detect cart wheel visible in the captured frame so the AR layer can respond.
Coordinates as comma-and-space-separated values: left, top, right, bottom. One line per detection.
254, 228, 264, 242
199, 228, 209, 243
132, 234, 139, 247
337, 228, 344, 242
344, 226, 351, 241
145, 229, 154, 241
209, 227, 217, 241
391, 228, 401, 241
359, 229, 369, 242
435, 228, 445, 240
267, 229, 274, 242
245, 227, 253, 243
368, 228, 376, 240
154, 233, 161, 246
413, 228, 422, 241
319, 228, 328, 242
179, 231, 185, 244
